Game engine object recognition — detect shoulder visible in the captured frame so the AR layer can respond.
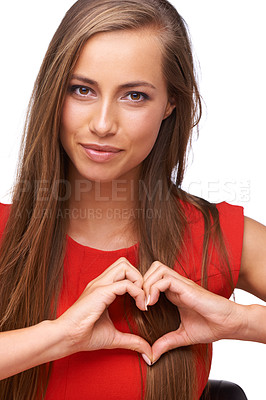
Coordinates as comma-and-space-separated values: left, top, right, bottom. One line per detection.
215, 201, 244, 224
215, 201, 244, 250
177, 199, 245, 294
0, 202, 11, 218
189, 200, 244, 261
180, 199, 244, 242
237, 216, 266, 300
0, 202, 11, 238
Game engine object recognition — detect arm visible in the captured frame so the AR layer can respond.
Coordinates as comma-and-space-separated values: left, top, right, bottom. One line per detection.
0, 320, 67, 380
237, 216, 266, 301
0, 258, 152, 380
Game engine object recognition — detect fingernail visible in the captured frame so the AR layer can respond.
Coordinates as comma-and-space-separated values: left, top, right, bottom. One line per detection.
141, 354, 152, 366
144, 294, 150, 311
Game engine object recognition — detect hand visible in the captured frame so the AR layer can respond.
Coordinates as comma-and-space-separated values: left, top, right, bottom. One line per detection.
143, 262, 245, 364
56, 257, 152, 361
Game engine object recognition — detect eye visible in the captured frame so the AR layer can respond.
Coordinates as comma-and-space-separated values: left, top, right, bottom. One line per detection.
77, 87, 90, 96
125, 91, 149, 102
69, 85, 94, 98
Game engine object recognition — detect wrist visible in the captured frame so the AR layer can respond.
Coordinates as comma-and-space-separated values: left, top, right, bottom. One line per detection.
242, 304, 266, 343
0, 319, 76, 379
47, 319, 78, 359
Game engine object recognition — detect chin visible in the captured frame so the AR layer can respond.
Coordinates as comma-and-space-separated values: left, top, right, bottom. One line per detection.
77, 169, 121, 184
71, 159, 139, 184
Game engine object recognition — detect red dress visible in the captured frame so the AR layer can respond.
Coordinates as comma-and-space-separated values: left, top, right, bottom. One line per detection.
0, 201, 244, 399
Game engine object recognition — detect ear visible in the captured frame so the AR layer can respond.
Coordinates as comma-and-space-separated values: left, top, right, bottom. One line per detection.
163, 97, 176, 120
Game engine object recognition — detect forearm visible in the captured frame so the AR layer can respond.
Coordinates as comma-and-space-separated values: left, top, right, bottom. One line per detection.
0, 320, 71, 380
236, 304, 266, 344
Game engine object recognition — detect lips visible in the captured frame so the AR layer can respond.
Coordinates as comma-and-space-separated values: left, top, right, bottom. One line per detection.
82, 144, 121, 153
81, 143, 122, 162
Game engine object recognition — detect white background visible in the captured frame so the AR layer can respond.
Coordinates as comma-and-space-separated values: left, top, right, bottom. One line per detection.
0, 1, 265, 398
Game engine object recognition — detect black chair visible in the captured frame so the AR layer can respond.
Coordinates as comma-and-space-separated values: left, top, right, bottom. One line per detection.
200, 380, 248, 400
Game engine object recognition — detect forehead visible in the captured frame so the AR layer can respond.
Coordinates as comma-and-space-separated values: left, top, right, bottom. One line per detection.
73, 29, 165, 87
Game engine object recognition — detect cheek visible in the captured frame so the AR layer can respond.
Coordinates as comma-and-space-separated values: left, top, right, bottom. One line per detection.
61, 99, 80, 134
60, 100, 72, 140
131, 108, 163, 143
60, 99, 86, 150
59, 101, 78, 158
128, 110, 163, 161
59, 110, 70, 152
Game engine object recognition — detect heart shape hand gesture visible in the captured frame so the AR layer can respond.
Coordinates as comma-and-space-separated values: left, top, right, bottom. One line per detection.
56, 257, 240, 365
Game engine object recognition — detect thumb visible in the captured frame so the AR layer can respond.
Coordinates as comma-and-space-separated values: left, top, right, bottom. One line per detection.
112, 331, 152, 364
151, 328, 191, 364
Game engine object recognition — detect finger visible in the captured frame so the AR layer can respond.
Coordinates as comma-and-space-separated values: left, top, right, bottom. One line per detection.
109, 258, 143, 287
143, 262, 171, 304
94, 279, 147, 312
110, 331, 152, 364
148, 274, 202, 310
147, 275, 176, 306
144, 262, 193, 288
143, 263, 182, 301
143, 260, 166, 281
151, 328, 191, 364
148, 274, 227, 318
87, 257, 144, 289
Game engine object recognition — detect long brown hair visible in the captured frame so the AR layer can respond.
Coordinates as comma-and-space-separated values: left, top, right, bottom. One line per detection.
0, 1, 232, 399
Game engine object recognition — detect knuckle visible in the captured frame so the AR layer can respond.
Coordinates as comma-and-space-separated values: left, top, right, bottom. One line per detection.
131, 336, 142, 351
93, 285, 104, 296
163, 273, 172, 282
117, 256, 128, 264
161, 334, 172, 349
151, 260, 162, 269
142, 281, 149, 291
123, 279, 134, 291
152, 261, 169, 275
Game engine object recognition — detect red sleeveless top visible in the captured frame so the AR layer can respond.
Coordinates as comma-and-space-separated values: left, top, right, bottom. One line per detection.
0, 201, 244, 399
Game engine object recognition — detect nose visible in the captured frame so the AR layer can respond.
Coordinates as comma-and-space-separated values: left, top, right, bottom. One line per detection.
89, 100, 118, 138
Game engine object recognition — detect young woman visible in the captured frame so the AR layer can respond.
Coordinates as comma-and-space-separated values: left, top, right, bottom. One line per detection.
0, 1, 265, 399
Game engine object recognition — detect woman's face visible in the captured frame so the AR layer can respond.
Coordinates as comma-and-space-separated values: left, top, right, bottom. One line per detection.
60, 28, 175, 183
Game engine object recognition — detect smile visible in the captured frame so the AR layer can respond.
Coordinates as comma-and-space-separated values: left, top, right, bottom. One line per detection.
81, 144, 122, 162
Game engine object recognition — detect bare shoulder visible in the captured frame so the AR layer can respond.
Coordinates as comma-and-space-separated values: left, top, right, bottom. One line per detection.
237, 216, 266, 301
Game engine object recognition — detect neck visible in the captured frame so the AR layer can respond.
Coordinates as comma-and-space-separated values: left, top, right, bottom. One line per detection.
66, 169, 140, 250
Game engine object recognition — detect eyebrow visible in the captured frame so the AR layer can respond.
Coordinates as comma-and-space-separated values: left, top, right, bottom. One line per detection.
70, 74, 157, 90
